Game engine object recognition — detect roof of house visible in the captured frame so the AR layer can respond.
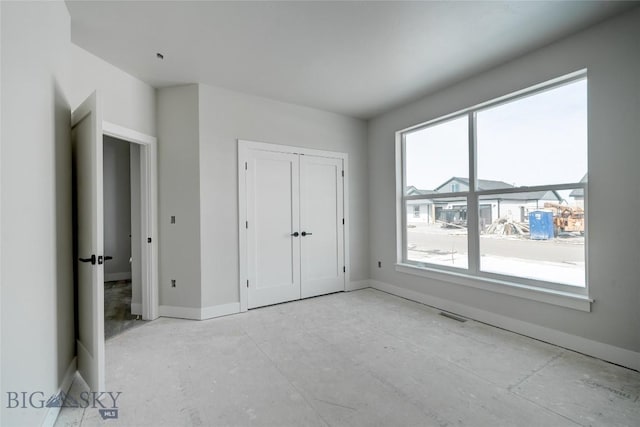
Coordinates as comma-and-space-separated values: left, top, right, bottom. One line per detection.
569, 174, 587, 198
415, 177, 562, 202
479, 190, 562, 202
435, 177, 514, 192
406, 185, 438, 196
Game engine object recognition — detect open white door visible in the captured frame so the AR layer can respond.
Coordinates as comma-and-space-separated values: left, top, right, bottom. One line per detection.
71, 91, 105, 393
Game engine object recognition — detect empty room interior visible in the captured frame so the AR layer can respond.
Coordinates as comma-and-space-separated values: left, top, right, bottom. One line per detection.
2, 1, 640, 426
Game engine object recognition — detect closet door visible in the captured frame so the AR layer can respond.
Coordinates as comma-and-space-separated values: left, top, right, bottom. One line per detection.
246, 150, 301, 308
299, 155, 345, 298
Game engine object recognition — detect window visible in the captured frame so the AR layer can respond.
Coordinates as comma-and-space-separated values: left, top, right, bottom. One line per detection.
400, 73, 587, 293
413, 205, 421, 218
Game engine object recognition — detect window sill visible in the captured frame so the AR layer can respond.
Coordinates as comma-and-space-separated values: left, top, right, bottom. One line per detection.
394, 263, 592, 312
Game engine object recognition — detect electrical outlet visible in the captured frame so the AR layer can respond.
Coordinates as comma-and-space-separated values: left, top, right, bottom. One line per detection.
378, 261, 382, 268
171, 279, 176, 288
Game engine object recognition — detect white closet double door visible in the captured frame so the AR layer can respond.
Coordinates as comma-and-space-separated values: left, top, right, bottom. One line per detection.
244, 147, 345, 309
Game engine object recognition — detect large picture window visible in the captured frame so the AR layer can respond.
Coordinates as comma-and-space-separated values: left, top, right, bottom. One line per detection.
400, 73, 587, 292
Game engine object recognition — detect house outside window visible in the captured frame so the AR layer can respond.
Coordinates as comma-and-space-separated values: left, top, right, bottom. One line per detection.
413, 205, 420, 218
399, 72, 587, 294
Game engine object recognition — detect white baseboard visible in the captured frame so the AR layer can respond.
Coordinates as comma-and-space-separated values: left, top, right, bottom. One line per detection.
131, 302, 142, 316
42, 357, 77, 427
346, 280, 370, 291
370, 280, 640, 371
159, 303, 241, 321
105, 272, 132, 282
159, 305, 201, 320
201, 302, 240, 320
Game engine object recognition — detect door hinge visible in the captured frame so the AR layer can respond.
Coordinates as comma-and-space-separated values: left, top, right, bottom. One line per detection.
342, 218, 345, 225
246, 221, 248, 229
245, 162, 248, 170
343, 266, 346, 273
147, 237, 152, 243
246, 279, 249, 288
342, 170, 344, 177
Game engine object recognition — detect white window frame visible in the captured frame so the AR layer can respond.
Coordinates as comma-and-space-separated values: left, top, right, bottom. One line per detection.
395, 70, 592, 311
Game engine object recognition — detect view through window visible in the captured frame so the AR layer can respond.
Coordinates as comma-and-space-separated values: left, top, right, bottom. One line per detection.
402, 75, 587, 289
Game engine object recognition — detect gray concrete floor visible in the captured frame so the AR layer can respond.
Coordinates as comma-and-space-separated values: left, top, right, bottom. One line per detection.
56, 289, 640, 426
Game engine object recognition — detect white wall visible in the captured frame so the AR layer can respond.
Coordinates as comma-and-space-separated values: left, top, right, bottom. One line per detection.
70, 44, 156, 137
368, 8, 640, 362
156, 85, 202, 309
198, 84, 368, 309
1, 2, 74, 425
103, 136, 132, 280
156, 83, 368, 313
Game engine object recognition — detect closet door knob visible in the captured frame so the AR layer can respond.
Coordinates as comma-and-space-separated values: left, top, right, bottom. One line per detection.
301, 231, 313, 237
291, 232, 299, 237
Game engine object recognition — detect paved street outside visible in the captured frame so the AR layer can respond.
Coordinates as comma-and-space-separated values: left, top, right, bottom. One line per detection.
407, 223, 585, 286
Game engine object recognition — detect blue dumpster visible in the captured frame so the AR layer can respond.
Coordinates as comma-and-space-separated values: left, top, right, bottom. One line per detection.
529, 210, 554, 240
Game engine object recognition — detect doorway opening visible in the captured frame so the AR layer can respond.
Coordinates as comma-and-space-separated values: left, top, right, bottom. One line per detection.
103, 121, 159, 323
103, 136, 145, 338
72, 91, 158, 393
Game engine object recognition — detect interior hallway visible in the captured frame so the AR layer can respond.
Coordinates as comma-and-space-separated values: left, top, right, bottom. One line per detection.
57, 289, 640, 426
104, 280, 146, 340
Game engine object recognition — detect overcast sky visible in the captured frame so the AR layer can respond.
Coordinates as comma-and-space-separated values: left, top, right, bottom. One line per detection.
405, 78, 587, 191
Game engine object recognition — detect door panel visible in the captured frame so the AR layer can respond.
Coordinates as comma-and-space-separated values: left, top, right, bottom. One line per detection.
71, 92, 105, 393
300, 155, 345, 298
247, 150, 300, 308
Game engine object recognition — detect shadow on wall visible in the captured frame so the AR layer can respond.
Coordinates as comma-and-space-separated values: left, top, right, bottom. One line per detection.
53, 79, 75, 385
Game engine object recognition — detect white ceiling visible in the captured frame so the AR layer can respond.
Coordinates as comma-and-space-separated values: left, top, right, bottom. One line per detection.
66, 1, 637, 119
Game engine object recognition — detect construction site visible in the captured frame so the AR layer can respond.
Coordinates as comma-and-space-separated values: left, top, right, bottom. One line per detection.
432, 202, 585, 238
406, 202, 586, 286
